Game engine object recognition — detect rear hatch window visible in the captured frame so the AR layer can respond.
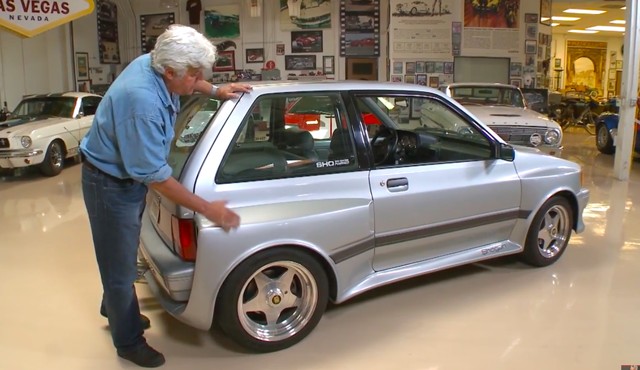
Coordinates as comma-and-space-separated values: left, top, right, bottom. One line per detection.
168, 95, 221, 179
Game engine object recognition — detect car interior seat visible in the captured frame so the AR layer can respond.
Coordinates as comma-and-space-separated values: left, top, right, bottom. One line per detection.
328, 128, 353, 161
275, 129, 319, 161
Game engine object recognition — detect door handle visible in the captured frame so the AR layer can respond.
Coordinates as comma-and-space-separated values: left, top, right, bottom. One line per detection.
386, 177, 408, 192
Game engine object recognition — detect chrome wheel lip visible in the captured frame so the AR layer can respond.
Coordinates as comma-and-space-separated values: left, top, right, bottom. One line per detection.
50, 144, 63, 168
537, 205, 571, 258
238, 261, 318, 342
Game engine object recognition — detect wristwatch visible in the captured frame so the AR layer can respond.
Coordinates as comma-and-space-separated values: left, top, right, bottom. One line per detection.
210, 84, 218, 97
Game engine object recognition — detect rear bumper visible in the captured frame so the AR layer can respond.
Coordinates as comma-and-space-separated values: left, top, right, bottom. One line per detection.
139, 211, 195, 302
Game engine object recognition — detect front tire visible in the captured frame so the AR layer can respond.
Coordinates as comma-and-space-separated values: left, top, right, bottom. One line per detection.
40, 140, 65, 176
216, 248, 329, 352
521, 197, 573, 267
596, 124, 614, 154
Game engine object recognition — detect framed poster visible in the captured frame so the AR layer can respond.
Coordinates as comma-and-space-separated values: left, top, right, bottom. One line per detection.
75, 52, 89, 81
291, 30, 323, 53
540, 0, 551, 25
96, 0, 120, 64
140, 13, 175, 53
204, 5, 240, 39
285, 55, 316, 70
246, 48, 264, 63
214, 50, 235, 72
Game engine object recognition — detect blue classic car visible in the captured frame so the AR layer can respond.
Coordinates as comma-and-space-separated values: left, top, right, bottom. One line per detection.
595, 104, 640, 154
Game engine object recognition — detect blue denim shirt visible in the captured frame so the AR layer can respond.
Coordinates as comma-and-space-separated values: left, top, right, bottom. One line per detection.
80, 54, 180, 185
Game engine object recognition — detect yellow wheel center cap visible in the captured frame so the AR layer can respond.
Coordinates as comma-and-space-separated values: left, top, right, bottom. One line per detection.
272, 295, 282, 305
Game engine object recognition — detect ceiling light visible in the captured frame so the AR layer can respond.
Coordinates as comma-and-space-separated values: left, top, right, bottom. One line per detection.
552, 16, 581, 21
610, 20, 626, 24
621, 7, 626, 10
551, 23, 559, 27
587, 25, 626, 32
568, 30, 599, 34
563, 9, 606, 15
541, 17, 550, 22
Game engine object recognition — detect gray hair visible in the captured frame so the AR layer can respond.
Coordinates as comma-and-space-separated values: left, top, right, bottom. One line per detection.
150, 24, 217, 78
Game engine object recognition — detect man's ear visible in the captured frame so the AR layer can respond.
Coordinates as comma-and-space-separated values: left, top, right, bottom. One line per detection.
164, 67, 176, 80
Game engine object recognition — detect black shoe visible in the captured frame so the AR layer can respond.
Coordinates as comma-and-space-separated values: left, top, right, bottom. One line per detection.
100, 307, 151, 330
117, 344, 165, 368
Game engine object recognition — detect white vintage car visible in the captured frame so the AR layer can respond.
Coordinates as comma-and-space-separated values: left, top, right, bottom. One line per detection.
0, 92, 102, 176
442, 83, 563, 157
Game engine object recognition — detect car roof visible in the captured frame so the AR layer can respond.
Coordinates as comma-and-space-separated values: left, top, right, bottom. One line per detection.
237, 80, 449, 98
21, 92, 102, 100
445, 82, 516, 89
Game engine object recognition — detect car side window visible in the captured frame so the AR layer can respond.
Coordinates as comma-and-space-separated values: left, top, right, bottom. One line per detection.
216, 93, 358, 184
81, 97, 102, 116
354, 94, 492, 166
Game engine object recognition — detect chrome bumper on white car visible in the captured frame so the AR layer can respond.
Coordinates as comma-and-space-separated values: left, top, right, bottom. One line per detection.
0, 149, 44, 168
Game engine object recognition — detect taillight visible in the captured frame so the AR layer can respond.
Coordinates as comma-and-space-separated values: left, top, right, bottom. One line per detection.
171, 216, 197, 261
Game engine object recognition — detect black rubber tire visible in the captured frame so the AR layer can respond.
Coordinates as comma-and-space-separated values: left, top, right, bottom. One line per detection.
40, 140, 65, 176
216, 248, 329, 352
595, 124, 615, 154
521, 197, 573, 267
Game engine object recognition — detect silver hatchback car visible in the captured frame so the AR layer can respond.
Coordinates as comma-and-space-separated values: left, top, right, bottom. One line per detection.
139, 81, 589, 352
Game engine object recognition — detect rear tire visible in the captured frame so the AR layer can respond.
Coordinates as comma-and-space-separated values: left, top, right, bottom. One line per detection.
521, 196, 573, 267
40, 141, 65, 176
596, 124, 614, 154
216, 248, 329, 352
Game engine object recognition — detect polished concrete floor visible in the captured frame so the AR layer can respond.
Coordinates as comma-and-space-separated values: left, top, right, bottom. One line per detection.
1, 129, 639, 370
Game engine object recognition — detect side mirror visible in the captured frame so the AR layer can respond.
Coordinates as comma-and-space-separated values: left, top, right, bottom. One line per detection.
498, 143, 515, 162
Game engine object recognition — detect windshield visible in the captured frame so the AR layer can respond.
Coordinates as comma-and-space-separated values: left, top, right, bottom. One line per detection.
449, 86, 525, 108
12, 97, 76, 118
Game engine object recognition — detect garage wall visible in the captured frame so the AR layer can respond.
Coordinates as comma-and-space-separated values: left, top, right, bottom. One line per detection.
0, 26, 73, 111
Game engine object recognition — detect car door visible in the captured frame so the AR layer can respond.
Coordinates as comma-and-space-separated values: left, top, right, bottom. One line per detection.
352, 93, 522, 271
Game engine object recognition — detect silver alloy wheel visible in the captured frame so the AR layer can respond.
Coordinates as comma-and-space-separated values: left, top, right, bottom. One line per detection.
536, 204, 571, 258
237, 261, 319, 342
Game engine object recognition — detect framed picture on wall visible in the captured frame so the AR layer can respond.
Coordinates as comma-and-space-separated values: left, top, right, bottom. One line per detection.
140, 13, 175, 53
246, 48, 264, 63
323, 55, 335, 74
214, 50, 235, 72
75, 52, 89, 81
285, 55, 316, 70
540, 0, 551, 25
525, 40, 537, 54
291, 30, 323, 53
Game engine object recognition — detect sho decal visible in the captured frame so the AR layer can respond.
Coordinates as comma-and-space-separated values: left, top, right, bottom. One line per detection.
316, 159, 350, 168
481, 244, 505, 256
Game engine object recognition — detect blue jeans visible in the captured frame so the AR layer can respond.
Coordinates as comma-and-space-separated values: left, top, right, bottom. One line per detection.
82, 163, 148, 352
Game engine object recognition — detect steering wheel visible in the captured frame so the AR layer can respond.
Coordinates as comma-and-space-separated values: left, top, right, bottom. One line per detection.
371, 126, 399, 165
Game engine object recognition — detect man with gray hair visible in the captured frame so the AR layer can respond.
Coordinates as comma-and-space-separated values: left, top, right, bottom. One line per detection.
80, 24, 252, 367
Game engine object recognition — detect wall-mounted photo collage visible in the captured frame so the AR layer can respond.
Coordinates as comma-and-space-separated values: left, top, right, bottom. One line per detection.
340, 0, 380, 57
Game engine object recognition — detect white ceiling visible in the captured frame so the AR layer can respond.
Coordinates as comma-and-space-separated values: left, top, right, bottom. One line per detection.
551, 0, 628, 34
